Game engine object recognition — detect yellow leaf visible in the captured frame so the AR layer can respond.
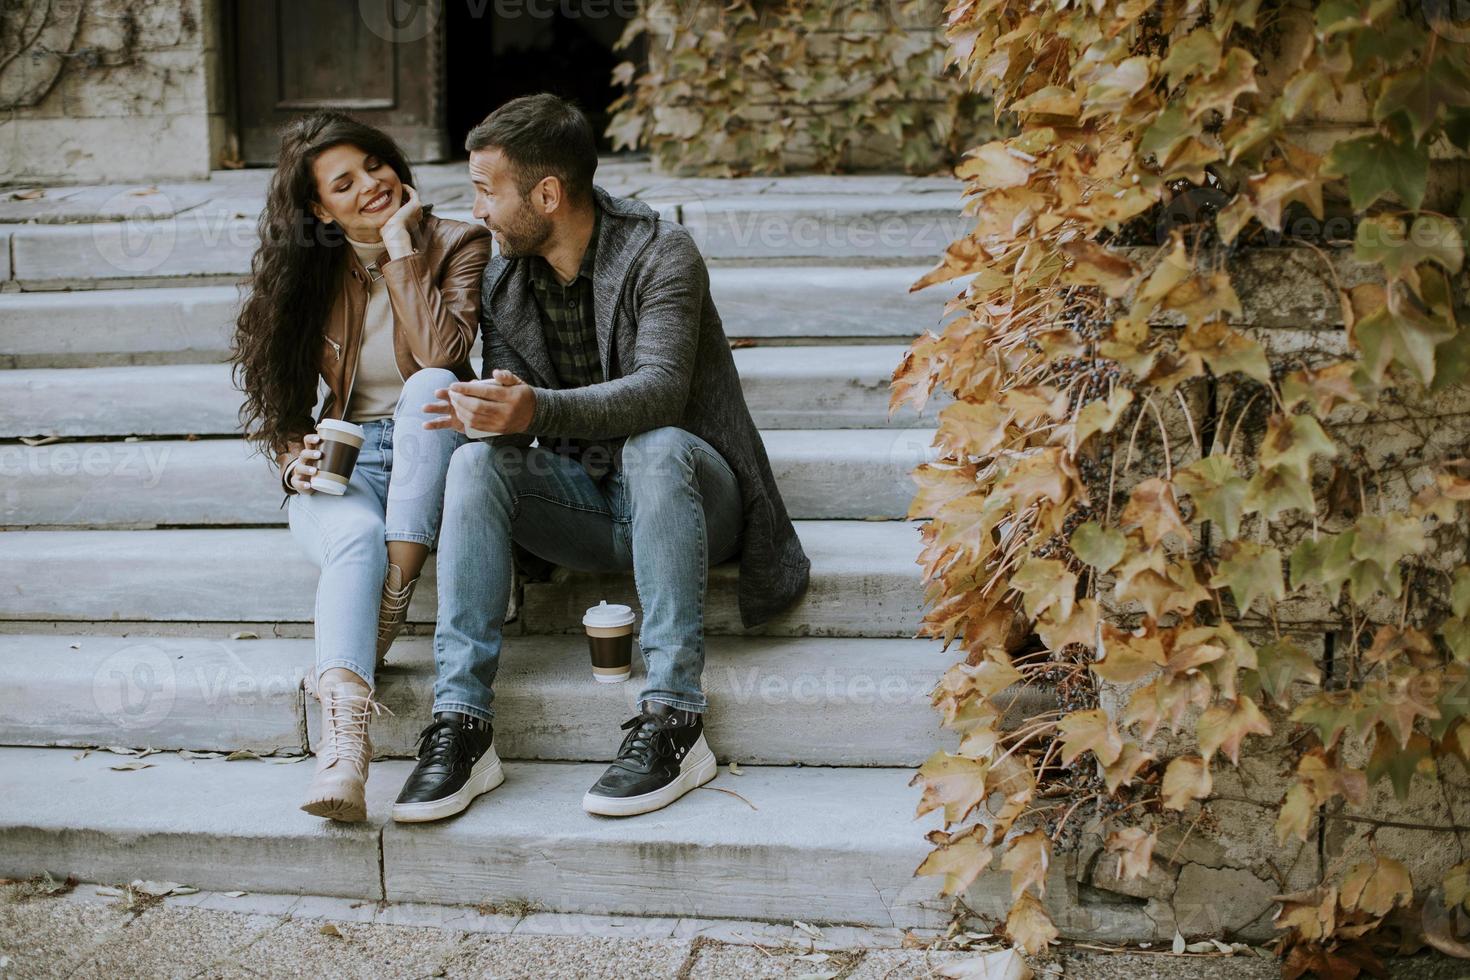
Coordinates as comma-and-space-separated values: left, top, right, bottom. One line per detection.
1340, 856, 1413, 917
1161, 755, 1212, 810
1105, 826, 1158, 881
1057, 708, 1123, 766
916, 825, 994, 896
1000, 829, 1051, 899
1004, 892, 1059, 955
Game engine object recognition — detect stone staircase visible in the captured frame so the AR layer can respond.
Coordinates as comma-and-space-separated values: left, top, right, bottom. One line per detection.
0, 161, 1033, 930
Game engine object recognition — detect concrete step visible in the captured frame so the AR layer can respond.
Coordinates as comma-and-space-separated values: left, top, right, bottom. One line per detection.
0, 522, 927, 636
0, 345, 933, 438
0, 267, 945, 367
4, 195, 964, 288
0, 632, 1049, 765
0, 745, 968, 927
2, 428, 934, 528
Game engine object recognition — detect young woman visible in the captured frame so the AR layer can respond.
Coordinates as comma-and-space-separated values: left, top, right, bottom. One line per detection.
232, 111, 490, 822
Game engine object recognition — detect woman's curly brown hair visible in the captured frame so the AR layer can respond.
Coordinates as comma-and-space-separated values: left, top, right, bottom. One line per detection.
230, 111, 415, 458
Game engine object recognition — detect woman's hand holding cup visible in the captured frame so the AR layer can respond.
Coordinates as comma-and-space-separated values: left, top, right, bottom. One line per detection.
287, 433, 323, 494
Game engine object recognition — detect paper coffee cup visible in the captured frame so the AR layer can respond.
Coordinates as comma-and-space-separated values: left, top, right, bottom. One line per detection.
462, 378, 500, 439
582, 600, 635, 683
309, 419, 366, 495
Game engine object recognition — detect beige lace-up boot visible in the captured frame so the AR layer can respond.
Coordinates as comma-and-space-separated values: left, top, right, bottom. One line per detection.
300, 680, 392, 822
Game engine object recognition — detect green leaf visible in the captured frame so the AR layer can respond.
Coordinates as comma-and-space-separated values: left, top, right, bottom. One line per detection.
1254, 639, 1322, 708
1443, 617, 1470, 663
1260, 414, 1338, 481
1366, 726, 1431, 801
1160, 30, 1221, 89
1210, 541, 1286, 615
1291, 532, 1356, 599
1354, 214, 1465, 279
1353, 302, 1457, 386
1322, 134, 1429, 211
1244, 468, 1316, 521
1070, 522, 1126, 572
1373, 60, 1470, 144
1175, 455, 1249, 540
1290, 690, 1365, 750
1453, 568, 1470, 618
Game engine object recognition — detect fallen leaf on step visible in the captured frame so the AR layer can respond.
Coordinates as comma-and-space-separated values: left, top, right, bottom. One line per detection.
230, 631, 259, 641
1172, 930, 1186, 954
94, 886, 126, 898
126, 186, 160, 196
179, 750, 225, 760
728, 762, 744, 775
1185, 940, 1218, 952
793, 920, 823, 939
223, 890, 248, 897
225, 750, 260, 761
319, 923, 343, 937
19, 436, 61, 447
106, 746, 157, 758
263, 755, 308, 765
794, 952, 830, 962
11, 188, 43, 200
109, 761, 153, 771
938, 948, 1032, 979
131, 880, 196, 897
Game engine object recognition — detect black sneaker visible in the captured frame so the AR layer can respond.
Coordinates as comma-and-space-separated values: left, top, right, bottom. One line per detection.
582, 701, 717, 816
391, 712, 503, 823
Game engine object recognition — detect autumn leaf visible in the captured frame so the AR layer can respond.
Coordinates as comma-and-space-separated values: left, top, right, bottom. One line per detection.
955, 141, 1034, 190
1036, 598, 1099, 653
1093, 626, 1167, 684
1280, 362, 1363, 416
1276, 782, 1317, 845
1004, 892, 1058, 955
1291, 690, 1366, 751
1071, 387, 1135, 446
1102, 742, 1156, 794
916, 825, 994, 895
1105, 826, 1157, 881
1121, 478, 1192, 547
1340, 856, 1413, 917
1273, 886, 1337, 943
1322, 133, 1428, 211
1161, 755, 1212, 810
1243, 468, 1315, 522
1000, 829, 1051, 900
1057, 708, 1123, 766
936, 402, 1012, 458
1197, 695, 1272, 764
1289, 532, 1356, 600
1009, 557, 1077, 621
913, 751, 991, 824
1060, 241, 1138, 297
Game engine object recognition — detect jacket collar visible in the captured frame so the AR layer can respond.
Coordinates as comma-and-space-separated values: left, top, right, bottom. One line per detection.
484, 187, 658, 386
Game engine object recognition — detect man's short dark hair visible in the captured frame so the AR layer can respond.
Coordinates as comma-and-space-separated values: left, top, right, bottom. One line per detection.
465, 93, 598, 205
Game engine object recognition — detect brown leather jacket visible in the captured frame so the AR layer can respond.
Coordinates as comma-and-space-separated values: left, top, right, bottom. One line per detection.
275, 209, 492, 490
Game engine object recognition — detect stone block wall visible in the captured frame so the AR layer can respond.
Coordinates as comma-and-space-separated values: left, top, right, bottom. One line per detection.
0, 0, 227, 184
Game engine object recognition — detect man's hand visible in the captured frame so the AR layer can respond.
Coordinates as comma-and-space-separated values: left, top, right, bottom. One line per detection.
423, 369, 536, 434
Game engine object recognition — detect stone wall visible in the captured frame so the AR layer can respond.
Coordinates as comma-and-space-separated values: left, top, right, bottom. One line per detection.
0, 0, 227, 184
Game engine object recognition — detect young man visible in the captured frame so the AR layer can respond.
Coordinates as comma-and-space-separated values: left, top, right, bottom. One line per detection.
392, 94, 811, 821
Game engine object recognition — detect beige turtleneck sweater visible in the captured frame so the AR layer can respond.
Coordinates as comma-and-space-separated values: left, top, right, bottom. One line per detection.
344, 235, 402, 422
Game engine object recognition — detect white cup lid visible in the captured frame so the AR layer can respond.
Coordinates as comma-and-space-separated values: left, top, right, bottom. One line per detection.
317, 419, 366, 438
583, 600, 635, 628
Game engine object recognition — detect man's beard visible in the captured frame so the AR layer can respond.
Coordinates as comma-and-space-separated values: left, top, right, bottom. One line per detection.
494, 200, 553, 258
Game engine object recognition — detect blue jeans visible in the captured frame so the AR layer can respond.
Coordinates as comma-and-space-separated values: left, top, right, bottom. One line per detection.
287, 367, 468, 690
433, 425, 744, 721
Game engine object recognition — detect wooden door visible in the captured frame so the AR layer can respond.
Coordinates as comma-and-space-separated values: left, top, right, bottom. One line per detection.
234, 0, 446, 164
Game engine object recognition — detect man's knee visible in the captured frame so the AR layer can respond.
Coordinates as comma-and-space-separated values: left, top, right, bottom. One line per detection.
622, 426, 696, 484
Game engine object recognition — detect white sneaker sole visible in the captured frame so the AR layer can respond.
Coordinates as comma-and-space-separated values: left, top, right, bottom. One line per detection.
391, 751, 505, 823
581, 740, 718, 817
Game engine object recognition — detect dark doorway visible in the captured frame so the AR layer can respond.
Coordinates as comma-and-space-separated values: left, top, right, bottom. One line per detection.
444, 0, 637, 157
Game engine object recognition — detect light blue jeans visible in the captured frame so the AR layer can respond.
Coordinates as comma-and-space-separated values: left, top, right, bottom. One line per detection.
433, 425, 744, 721
287, 367, 467, 690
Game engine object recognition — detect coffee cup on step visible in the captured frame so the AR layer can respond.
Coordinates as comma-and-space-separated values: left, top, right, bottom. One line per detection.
309, 419, 366, 495
583, 600, 635, 683
462, 377, 500, 440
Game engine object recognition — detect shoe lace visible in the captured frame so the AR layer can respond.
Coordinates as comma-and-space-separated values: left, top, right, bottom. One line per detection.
614, 713, 678, 769
376, 569, 417, 644
414, 718, 477, 772
322, 689, 393, 771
